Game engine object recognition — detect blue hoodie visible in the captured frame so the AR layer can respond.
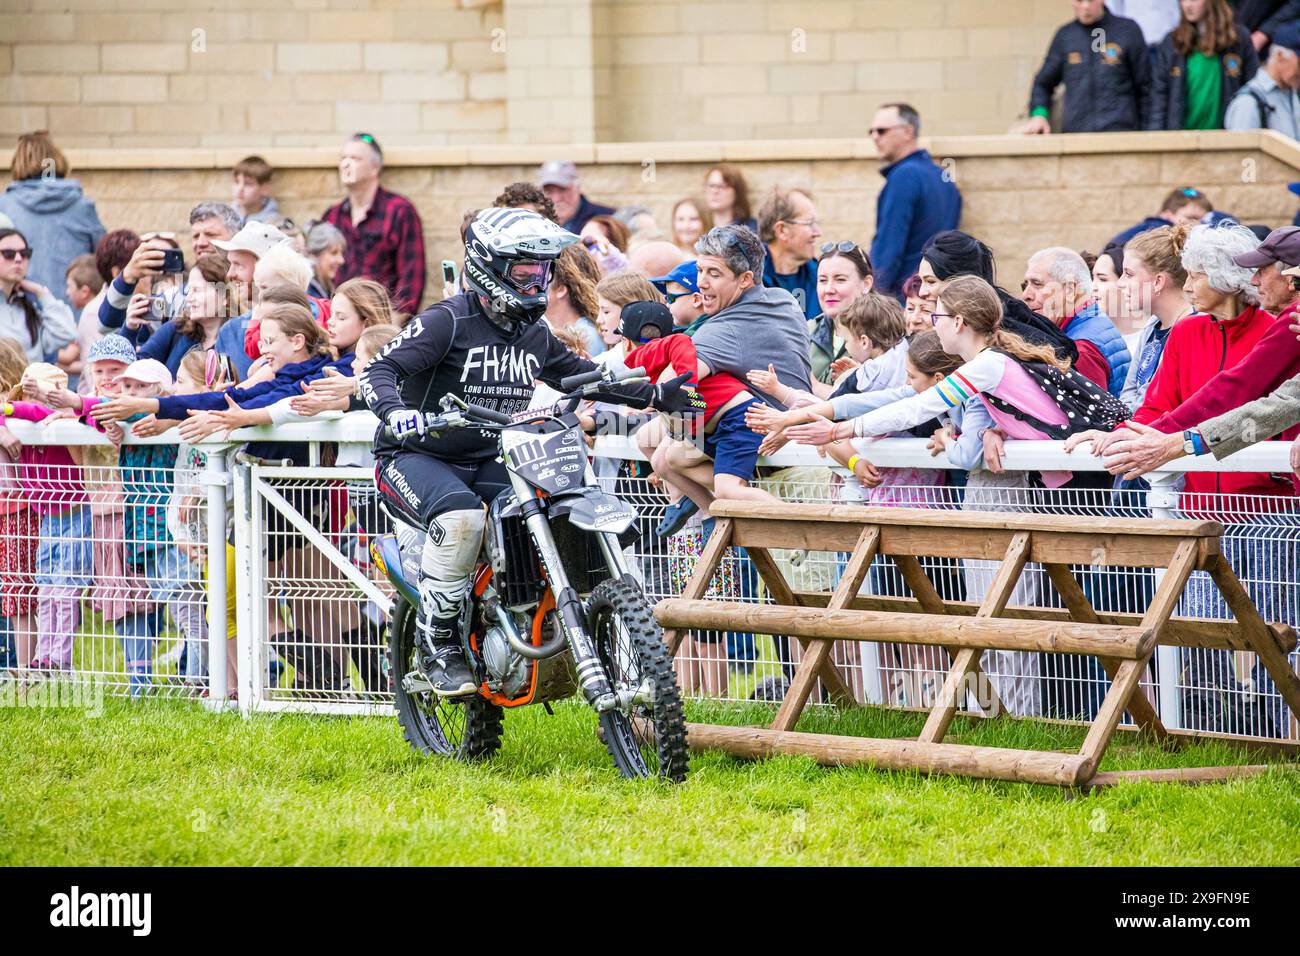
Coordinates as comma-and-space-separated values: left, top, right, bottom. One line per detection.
0, 178, 106, 307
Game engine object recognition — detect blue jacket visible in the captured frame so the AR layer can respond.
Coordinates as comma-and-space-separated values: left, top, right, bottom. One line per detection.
761, 253, 820, 321
869, 149, 962, 297
0, 177, 105, 308
137, 321, 203, 378
1063, 301, 1131, 396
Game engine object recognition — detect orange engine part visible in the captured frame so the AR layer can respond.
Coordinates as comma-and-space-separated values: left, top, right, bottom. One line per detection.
467, 564, 556, 708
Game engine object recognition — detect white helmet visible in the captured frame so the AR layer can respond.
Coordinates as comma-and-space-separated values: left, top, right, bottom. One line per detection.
463, 208, 579, 333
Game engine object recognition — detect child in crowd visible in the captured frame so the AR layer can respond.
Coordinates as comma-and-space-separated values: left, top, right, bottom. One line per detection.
0, 338, 38, 673
58, 254, 105, 388
746, 291, 910, 408
231, 155, 279, 224
2, 362, 92, 675
167, 349, 235, 689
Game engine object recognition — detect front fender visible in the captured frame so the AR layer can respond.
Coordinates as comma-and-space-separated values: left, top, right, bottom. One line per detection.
548, 487, 641, 545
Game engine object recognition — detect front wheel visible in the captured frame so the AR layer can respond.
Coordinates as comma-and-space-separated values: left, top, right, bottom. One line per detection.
390, 599, 503, 760
589, 579, 689, 782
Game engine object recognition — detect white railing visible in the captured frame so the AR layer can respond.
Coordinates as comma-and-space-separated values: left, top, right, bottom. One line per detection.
0, 413, 1295, 739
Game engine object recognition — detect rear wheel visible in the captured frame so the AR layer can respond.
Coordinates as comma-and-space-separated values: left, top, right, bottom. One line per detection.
390, 599, 503, 760
589, 579, 688, 783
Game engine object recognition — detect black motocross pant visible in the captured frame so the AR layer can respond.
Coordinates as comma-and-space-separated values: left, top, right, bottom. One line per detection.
374, 452, 510, 529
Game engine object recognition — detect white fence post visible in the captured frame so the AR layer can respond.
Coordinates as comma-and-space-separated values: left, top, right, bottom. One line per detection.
202, 445, 230, 708
1146, 471, 1183, 731
233, 461, 259, 716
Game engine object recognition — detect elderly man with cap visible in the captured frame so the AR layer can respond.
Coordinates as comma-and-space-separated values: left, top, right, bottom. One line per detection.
537, 160, 615, 234
1225, 25, 1300, 136
1075, 225, 1300, 481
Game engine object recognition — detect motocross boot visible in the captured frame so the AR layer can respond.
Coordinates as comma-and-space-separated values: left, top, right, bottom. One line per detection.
418, 617, 478, 698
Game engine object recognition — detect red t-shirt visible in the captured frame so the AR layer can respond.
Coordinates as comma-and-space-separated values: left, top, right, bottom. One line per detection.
624, 334, 748, 429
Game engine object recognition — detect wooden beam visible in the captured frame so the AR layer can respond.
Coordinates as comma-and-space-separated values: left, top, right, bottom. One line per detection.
1043, 562, 1168, 743
771, 526, 880, 732
1206, 553, 1300, 734
744, 545, 856, 707
1079, 538, 1199, 778
661, 517, 733, 656
683, 722, 1089, 787
920, 531, 1031, 744
1081, 764, 1292, 790
786, 589, 1297, 654
708, 499, 1223, 538
654, 600, 1149, 658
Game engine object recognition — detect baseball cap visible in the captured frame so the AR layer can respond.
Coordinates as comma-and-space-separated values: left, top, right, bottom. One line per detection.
120, 358, 174, 389
650, 260, 699, 295
1232, 225, 1300, 268
22, 362, 67, 393
213, 220, 286, 258
1271, 23, 1300, 54
538, 160, 578, 188
86, 334, 137, 366
619, 301, 675, 343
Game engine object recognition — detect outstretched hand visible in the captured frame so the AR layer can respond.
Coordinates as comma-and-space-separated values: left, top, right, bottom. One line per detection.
785, 414, 839, 447
89, 396, 155, 424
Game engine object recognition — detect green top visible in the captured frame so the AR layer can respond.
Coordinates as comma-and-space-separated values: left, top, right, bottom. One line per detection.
1184, 51, 1223, 130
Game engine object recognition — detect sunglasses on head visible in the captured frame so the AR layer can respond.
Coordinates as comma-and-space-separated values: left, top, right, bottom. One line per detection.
820, 240, 858, 256
0, 248, 33, 261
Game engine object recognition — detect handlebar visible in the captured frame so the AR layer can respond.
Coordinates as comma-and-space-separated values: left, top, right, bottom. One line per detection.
558, 365, 648, 392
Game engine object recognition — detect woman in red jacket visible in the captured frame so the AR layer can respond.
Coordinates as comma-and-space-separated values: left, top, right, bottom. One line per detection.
1072, 221, 1296, 738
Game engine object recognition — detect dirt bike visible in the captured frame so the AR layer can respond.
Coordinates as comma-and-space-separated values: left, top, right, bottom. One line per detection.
370, 368, 689, 782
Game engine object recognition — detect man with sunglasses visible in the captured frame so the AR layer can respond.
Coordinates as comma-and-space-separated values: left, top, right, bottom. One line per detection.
757, 186, 822, 321
360, 209, 702, 697
867, 103, 962, 298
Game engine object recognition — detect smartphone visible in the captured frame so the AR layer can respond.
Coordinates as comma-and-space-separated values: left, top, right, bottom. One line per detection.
441, 259, 458, 286
160, 248, 185, 274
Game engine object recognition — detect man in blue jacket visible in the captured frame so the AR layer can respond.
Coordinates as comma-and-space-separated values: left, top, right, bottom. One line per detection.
867, 102, 962, 298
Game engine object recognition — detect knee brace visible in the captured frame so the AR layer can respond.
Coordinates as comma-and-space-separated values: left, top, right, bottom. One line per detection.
418, 508, 487, 625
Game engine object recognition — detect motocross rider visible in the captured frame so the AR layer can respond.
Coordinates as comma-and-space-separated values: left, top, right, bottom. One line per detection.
360, 207, 703, 697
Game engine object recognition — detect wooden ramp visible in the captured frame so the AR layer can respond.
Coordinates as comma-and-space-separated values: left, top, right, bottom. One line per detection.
655, 502, 1300, 788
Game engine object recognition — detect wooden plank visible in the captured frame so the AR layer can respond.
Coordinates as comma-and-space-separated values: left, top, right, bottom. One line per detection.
745, 545, 857, 708
895, 554, 1007, 719
709, 500, 1223, 537
786, 590, 1297, 654
771, 526, 880, 732
1207, 554, 1300, 734
1082, 765, 1291, 790
1043, 562, 1168, 743
920, 531, 1031, 744
655, 600, 1149, 658
661, 517, 733, 656
727, 519, 1217, 567
1079, 539, 1199, 777
683, 722, 1089, 787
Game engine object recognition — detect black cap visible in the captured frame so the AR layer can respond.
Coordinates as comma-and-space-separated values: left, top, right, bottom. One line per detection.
620, 300, 674, 343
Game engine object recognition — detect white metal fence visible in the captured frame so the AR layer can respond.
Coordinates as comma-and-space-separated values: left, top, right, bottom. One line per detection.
1, 414, 1297, 741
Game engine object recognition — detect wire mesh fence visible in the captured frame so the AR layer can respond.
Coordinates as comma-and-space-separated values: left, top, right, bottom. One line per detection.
2, 428, 1297, 744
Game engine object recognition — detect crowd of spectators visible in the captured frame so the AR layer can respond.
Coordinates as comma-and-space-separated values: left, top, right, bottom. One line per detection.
1, 54, 1299, 735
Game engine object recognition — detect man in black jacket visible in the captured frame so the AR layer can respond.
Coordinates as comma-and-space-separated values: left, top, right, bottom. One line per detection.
1234, 0, 1300, 52
1025, 1, 1153, 133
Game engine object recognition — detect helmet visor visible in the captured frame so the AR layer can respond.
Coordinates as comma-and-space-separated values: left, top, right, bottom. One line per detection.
505, 259, 551, 295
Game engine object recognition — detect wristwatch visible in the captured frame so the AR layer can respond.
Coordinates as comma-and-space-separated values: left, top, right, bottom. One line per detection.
1182, 429, 1203, 456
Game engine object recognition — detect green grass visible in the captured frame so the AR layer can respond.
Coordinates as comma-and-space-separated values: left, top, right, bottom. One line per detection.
1, 692, 1298, 866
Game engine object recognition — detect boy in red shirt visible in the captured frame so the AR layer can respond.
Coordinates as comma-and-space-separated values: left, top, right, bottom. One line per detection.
616, 301, 778, 537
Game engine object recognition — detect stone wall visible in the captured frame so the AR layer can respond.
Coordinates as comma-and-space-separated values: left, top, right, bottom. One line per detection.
7, 0, 1093, 150
5, 131, 1298, 312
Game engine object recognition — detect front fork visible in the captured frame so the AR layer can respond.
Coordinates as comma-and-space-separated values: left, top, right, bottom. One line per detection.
510, 473, 621, 712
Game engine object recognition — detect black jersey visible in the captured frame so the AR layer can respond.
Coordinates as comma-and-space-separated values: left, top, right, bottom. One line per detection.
361, 292, 614, 463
